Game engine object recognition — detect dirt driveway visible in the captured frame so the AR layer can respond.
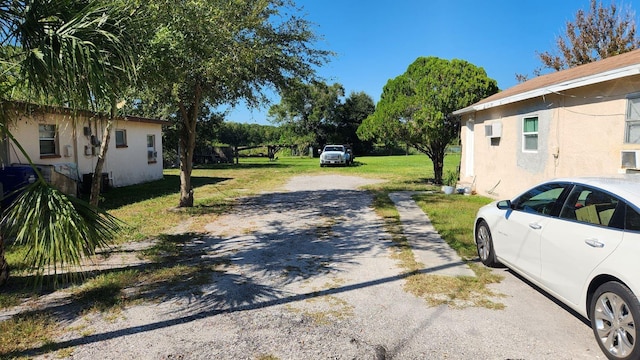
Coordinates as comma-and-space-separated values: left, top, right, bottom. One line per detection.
28, 175, 601, 359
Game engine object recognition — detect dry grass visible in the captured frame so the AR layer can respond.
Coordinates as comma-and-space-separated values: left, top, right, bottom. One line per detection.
0, 311, 60, 356
371, 190, 505, 309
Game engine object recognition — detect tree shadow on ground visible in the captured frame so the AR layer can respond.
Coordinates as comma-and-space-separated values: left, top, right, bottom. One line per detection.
2, 187, 465, 358
100, 175, 231, 210
6, 264, 463, 359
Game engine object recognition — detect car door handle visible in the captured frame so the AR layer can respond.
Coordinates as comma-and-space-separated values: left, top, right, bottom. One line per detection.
585, 239, 605, 248
529, 223, 542, 230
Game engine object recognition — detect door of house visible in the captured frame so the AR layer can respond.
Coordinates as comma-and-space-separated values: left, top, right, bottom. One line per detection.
465, 120, 474, 177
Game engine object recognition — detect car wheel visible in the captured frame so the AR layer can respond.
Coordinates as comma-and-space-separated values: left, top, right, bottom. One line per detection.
475, 220, 497, 267
590, 281, 640, 360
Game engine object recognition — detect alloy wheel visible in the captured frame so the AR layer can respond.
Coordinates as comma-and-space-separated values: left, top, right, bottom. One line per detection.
593, 291, 636, 359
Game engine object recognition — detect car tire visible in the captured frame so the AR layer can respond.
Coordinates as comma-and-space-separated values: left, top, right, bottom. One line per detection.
590, 281, 640, 360
475, 219, 497, 267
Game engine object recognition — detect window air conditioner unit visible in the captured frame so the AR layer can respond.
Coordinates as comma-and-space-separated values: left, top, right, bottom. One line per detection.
621, 150, 640, 169
484, 122, 502, 138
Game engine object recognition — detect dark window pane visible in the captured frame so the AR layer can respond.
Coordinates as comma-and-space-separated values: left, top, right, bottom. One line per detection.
514, 183, 567, 215
39, 140, 56, 155
561, 186, 622, 227
116, 130, 126, 146
626, 205, 640, 231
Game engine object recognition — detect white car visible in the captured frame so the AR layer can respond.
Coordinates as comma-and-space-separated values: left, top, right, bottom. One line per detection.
319, 145, 351, 167
474, 176, 640, 360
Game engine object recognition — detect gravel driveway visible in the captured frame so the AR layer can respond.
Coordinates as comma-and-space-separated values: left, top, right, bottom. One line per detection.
25, 175, 601, 359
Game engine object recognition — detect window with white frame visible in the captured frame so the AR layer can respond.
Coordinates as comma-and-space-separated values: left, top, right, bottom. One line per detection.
625, 96, 640, 144
147, 134, 157, 163
39, 124, 58, 156
522, 116, 538, 152
115, 129, 127, 147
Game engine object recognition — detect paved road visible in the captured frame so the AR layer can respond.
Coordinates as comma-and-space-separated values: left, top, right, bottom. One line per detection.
25, 175, 601, 359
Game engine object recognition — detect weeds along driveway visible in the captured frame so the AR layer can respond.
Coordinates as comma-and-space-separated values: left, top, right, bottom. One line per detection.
33, 175, 598, 359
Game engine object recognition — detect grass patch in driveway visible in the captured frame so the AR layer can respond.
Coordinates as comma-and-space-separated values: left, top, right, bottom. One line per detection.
371, 190, 504, 309
0, 311, 60, 356
413, 192, 494, 260
404, 264, 505, 309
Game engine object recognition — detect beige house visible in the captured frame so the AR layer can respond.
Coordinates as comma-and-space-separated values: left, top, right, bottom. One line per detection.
454, 49, 640, 199
3, 102, 165, 196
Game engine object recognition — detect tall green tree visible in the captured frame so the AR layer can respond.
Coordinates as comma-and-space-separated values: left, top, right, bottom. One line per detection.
334, 91, 375, 154
0, 0, 131, 286
518, 0, 639, 81
268, 80, 344, 148
138, 0, 331, 207
358, 57, 498, 184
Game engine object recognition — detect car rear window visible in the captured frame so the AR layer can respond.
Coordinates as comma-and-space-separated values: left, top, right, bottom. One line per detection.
559, 186, 623, 228
626, 204, 640, 231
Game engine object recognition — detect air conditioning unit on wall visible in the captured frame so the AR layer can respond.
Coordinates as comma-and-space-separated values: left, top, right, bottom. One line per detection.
621, 150, 640, 169
484, 122, 502, 138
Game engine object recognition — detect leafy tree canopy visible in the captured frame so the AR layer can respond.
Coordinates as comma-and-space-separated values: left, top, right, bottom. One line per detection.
333, 91, 375, 154
3, 0, 138, 110
134, 0, 331, 207
268, 81, 375, 153
215, 122, 283, 147
269, 80, 345, 148
518, 0, 640, 81
358, 57, 498, 183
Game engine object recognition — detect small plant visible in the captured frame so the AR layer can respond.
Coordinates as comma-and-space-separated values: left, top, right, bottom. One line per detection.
443, 170, 458, 187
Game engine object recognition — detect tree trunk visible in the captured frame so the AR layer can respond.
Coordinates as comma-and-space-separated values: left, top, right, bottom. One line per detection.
89, 102, 116, 207
234, 146, 239, 164
178, 115, 196, 207
177, 84, 202, 207
0, 233, 9, 287
178, 154, 193, 207
431, 150, 445, 185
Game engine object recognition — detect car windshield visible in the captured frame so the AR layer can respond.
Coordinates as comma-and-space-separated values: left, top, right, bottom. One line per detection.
325, 146, 343, 152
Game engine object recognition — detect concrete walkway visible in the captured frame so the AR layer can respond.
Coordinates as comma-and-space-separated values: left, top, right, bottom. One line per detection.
389, 192, 475, 277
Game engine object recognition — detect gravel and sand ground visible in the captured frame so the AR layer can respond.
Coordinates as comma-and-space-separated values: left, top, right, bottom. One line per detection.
5, 175, 601, 359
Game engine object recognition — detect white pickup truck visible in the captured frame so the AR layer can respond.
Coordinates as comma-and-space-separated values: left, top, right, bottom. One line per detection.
319, 145, 353, 167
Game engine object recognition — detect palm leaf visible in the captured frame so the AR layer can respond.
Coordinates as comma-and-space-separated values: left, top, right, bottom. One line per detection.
1, 180, 122, 285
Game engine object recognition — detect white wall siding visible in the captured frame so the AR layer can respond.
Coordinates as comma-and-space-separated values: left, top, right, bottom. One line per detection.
7, 107, 164, 193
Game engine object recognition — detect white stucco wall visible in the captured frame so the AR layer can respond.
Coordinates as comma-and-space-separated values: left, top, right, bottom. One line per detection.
7, 108, 164, 192
76, 118, 164, 188
460, 76, 640, 200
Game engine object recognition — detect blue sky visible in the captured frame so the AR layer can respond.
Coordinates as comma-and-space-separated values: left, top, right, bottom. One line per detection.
225, 0, 610, 125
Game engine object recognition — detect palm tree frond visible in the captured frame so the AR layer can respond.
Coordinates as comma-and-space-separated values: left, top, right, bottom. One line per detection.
1, 180, 123, 284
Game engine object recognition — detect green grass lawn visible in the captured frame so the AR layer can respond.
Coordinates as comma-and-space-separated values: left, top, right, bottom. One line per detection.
7, 153, 481, 276
98, 154, 455, 241
4, 153, 490, 279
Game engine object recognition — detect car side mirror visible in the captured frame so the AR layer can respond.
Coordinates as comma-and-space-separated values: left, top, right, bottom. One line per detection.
496, 200, 512, 210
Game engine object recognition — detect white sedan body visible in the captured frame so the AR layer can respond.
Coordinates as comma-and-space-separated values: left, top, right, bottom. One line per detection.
475, 176, 640, 319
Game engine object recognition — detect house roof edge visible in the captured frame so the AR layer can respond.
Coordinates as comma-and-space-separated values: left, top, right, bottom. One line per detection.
453, 49, 640, 116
